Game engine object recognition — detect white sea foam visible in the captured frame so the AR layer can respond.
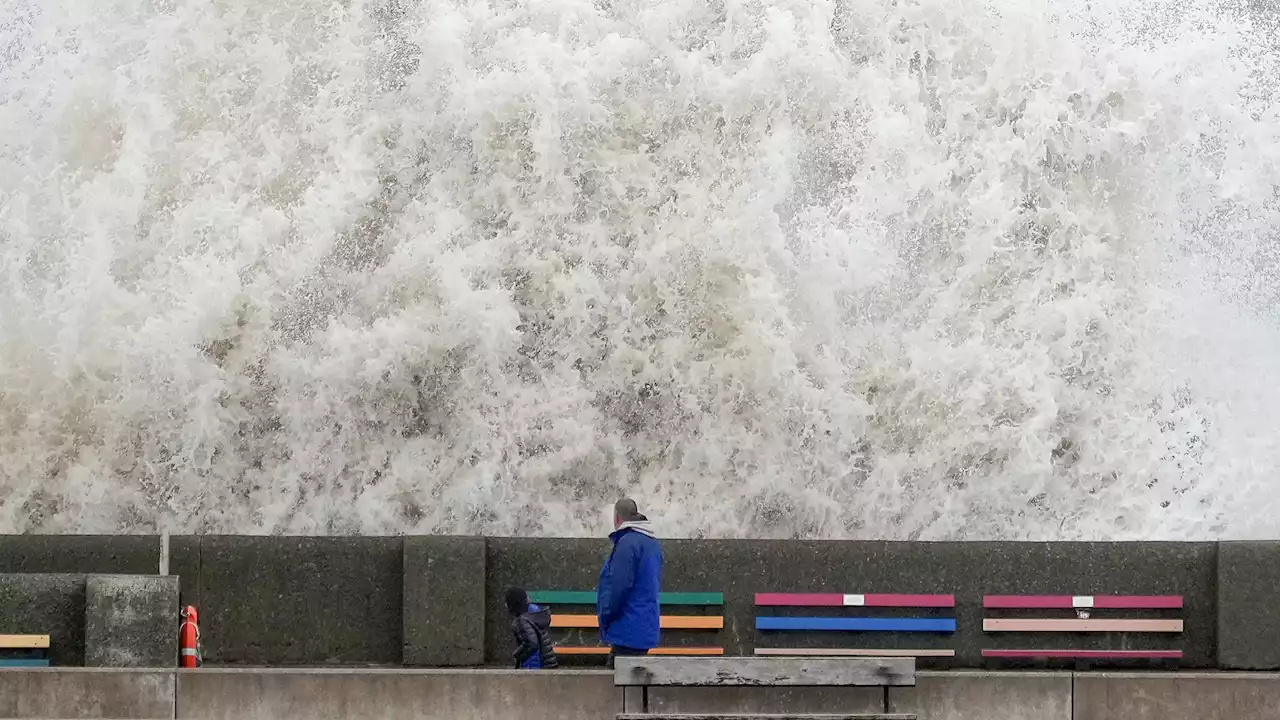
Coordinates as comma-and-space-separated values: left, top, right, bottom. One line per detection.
1, 0, 1279, 537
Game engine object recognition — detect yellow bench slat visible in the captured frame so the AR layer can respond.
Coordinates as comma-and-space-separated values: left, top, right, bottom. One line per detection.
0, 635, 50, 649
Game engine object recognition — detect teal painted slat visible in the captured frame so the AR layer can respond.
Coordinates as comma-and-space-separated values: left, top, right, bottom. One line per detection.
529, 591, 723, 605
0, 658, 50, 667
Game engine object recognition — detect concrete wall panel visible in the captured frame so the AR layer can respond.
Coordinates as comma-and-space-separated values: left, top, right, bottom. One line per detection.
175, 668, 617, 720
0, 668, 174, 719
197, 536, 402, 665
1218, 541, 1280, 669
0, 574, 87, 666
0, 536, 160, 575
169, 536, 201, 613
403, 536, 485, 666
1074, 672, 1280, 720
889, 670, 1071, 720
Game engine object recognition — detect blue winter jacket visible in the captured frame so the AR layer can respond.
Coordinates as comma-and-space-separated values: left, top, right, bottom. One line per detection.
597, 519, 662, 650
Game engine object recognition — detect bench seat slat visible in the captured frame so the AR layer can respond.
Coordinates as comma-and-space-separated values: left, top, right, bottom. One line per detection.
755, 593, 953, 608
0, 658, 51, 667
0, 635, 50, 649
757, 617, 954, 633
554, 615, 723, 630
982, 618, 1182, 633
984, 595, 1182, 609
983, 649, 1182, 659
755, 648, 954, 658
556, 646, 725, 656
614, 657, 915, 687
531, 591, 724, 606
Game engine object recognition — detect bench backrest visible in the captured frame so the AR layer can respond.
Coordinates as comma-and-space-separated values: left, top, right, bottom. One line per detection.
614, 656, 915, 687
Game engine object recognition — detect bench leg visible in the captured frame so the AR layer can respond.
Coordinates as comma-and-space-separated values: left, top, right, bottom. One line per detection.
624, 686, 647, 714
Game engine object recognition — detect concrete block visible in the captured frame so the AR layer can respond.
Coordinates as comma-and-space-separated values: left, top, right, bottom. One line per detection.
198, 536, 402, 664
1218, 541, 1280, 669
0, 536, 160, 575
0, 573, 87, 666
175, 668, 618, 720
403, 536, 485, 666
85, 575, 179, 667
1073, 672, 1280, 720
889, 670, 1071, 720
0, 668, 175, 719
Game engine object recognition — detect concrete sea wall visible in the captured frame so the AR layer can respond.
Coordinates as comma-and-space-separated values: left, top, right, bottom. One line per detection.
3, 536, 1280, 668
3, 668, 1280, 720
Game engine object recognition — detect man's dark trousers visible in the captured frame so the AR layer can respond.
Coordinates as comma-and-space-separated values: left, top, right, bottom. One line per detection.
607, 644, 647, 668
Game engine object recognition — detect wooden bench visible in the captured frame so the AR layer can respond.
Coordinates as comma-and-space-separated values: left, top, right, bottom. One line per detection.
613, 656, 917, 720
0, 634, 51, 667
530, 590, 726, 657
982, 594, 1184, 663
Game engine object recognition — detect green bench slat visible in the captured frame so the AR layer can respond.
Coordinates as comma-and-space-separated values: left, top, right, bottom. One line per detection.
530, 591, 723, 605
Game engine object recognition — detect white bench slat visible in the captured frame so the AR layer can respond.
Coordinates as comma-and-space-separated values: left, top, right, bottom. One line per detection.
614, 657, 915, 687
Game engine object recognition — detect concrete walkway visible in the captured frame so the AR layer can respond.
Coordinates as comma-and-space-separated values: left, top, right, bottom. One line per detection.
3, 668, 1280, 720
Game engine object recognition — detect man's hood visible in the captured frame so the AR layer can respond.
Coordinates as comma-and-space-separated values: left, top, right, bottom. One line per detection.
527, 603, 552, 631
611, 515, 656, 540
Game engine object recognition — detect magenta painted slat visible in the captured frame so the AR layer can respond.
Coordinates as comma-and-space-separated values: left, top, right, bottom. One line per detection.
867, 594, 955, 607
983, 595, 1183, 609
982, 649, 1183, 659
754, 593, 955, 607
984, 596, 1072, 608
1093, 596, 1183, 609
754, 593, 844, 606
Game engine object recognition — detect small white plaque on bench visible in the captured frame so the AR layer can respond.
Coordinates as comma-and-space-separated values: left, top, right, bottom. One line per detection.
843, 594, 866, 607
1072, 595, 1095, 608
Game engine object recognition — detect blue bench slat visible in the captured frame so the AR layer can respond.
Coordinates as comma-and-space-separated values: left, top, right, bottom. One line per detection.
756, 616, 957, 632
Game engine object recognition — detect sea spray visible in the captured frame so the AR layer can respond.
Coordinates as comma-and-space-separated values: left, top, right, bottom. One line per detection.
1, 0, 1278, 537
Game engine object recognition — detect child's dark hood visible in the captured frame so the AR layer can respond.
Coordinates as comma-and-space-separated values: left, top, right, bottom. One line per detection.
526, 603, 552, 631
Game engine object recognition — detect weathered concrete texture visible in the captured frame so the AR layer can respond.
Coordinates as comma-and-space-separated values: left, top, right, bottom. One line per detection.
1074, 672, 1280, 720
0, 668, 174, 719
168, 536, 201, 613
197, 536, 402, 664
644, 687, 884, 715
0, 574, 87, 666
0, 536, 160, 575
490, 539, 1216, 666
889, 670, 1071, 720
86, 575, 179, 668
403, 536, 485, 666
175, 668, 618, 720
1218, 541, 1279, 669
486, 538, 605, 664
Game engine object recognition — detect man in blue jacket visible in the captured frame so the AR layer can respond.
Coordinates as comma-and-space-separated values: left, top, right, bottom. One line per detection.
597, 498, 662, 664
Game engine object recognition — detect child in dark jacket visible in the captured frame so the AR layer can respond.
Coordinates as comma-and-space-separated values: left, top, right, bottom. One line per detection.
505, 587, 558, 669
